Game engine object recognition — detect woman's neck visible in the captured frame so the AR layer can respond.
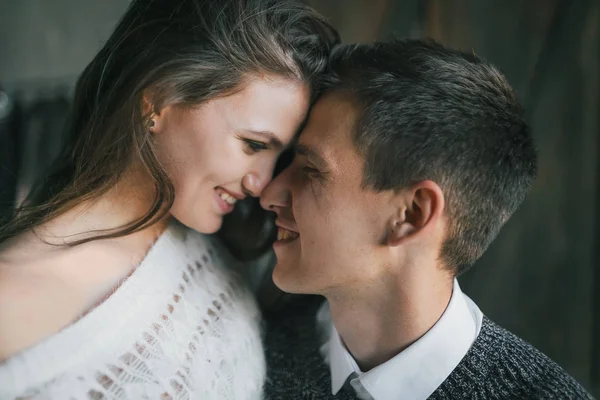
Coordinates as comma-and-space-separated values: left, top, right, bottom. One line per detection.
6, 167, 170, 265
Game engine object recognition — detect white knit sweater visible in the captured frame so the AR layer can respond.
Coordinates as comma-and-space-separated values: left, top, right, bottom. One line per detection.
0, 221, 266, 399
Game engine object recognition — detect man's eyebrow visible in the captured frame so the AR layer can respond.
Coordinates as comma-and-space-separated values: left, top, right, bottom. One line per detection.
241, 129, 284, 150
295, 143, 327, 168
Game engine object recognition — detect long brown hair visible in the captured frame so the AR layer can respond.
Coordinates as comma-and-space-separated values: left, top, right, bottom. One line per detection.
0, 0, 339, 245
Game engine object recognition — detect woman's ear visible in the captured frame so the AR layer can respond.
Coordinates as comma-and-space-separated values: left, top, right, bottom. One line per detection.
142, 92, 159, 133
385, 180, 445, 247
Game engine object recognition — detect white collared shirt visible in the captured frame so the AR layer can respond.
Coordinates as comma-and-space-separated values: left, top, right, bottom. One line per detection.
317, 279, 483, 400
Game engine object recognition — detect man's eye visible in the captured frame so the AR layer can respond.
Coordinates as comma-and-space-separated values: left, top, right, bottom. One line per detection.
302, 166, 320, 176
244, 139, 268, 153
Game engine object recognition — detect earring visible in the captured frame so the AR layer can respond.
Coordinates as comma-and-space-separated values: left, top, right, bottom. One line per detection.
149, 119, 155, 128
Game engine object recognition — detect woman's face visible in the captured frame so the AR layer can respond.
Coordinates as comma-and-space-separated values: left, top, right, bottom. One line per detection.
152, 75, 310, 234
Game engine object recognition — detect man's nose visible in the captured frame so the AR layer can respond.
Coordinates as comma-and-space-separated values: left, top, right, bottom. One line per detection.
259, 169, 291, 211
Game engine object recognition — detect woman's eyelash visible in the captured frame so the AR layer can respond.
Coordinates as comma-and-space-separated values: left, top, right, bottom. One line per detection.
244, 139, 268, 153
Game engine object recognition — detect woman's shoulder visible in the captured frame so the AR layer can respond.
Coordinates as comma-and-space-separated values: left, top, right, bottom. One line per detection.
0, 220, 256, 361
0, 258, 83, 361
0, 237, 136, 361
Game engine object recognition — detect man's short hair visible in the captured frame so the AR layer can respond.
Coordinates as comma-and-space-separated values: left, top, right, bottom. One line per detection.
323, 39, 537, 275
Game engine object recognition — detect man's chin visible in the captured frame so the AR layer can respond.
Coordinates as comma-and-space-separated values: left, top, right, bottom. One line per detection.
272, 264, 314, 295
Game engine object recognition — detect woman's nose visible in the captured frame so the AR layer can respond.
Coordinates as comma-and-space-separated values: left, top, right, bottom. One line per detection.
242, 173, 269, 198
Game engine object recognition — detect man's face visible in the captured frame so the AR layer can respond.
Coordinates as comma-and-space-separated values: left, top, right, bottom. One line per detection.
260, 92, 395, 294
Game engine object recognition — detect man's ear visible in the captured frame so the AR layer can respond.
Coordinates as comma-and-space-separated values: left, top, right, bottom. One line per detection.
385, 180, 445, 246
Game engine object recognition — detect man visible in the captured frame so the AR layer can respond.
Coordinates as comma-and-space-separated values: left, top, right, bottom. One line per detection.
259, 40, 593, 399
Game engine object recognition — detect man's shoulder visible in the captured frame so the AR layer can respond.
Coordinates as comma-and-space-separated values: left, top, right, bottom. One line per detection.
431, 316, 593, 399
473, 317, 579, 379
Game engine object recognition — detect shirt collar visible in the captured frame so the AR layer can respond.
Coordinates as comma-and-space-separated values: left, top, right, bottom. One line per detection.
328, 318, 362, 394
322, 279, 483, 400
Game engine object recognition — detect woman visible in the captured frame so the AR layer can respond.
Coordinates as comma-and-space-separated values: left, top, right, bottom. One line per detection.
0, 0, 338, 398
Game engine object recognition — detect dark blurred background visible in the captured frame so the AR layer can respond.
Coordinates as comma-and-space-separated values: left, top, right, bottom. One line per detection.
0, 0, 598, 396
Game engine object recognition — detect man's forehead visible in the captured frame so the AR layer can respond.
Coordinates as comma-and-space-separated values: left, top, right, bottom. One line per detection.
299, 91, 358, 147
314, 90, 358, 123
296, 92, 365, 172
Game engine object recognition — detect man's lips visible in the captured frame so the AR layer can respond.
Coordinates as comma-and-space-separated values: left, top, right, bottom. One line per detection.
276, 227, 299, 241
275, 219, 299, 241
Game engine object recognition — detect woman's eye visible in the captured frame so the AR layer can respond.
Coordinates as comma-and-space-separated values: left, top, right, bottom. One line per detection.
244, 139, 268, 153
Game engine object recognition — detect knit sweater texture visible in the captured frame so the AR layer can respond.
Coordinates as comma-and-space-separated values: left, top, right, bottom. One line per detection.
0, 221, 266, 400
263, 296, 593, 400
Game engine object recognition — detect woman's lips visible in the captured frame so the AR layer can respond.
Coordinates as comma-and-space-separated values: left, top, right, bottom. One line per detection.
214, 189, 235, 213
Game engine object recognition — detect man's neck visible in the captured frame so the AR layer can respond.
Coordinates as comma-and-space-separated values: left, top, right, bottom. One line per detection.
325, 268, 453, 372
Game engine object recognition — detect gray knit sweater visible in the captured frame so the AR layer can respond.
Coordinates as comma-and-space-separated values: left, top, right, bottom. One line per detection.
263, 296, 593, 400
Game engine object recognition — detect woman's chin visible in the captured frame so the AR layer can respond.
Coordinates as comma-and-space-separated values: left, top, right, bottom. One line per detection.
196, 217, 223, 234
174, 213, 223, 234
